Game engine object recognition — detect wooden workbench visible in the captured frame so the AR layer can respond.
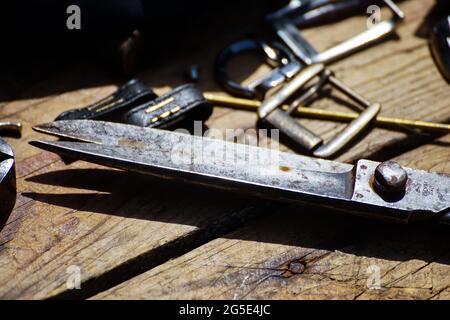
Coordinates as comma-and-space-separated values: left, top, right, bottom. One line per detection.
0, 0, 449, 300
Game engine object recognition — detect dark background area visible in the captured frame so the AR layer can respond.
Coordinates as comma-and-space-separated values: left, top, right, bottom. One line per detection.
1, 1, 277, 73
0, 1, 448, 101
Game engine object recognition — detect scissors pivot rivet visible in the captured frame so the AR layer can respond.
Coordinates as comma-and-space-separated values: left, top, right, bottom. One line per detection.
373, 161, 408, 194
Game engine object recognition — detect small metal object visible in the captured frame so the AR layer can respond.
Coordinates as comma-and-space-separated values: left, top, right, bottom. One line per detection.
373, 161, 408, 194
429, 15, 450, 82
187, 65, 200, 83
0, 122, 20, 231
203, 93, 450, 133
270, 0, 405, 65
257, 63, 381, 158
0, 122, 22, 134
215, 38, 302, 99
30, 120, 450, 226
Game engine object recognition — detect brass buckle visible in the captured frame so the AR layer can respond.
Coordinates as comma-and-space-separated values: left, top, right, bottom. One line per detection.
258, 64, 381, 158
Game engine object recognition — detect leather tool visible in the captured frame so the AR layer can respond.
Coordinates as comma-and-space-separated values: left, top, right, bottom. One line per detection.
56, 81, 213, 129
56, 79, 157, 121
124, 83, 213, 129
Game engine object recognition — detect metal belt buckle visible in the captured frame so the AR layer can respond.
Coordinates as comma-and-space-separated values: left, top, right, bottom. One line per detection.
270, 0, 405, 65
258, 63, 381, 158
215, 38, 303, 100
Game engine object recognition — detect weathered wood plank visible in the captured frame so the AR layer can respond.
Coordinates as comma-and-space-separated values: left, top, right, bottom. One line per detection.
1, 158, 269, 299
93, 134, 450, 300
0, 66, 274, 299
0, 0, 448, 299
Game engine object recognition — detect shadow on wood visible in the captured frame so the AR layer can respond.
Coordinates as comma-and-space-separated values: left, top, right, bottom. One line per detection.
25, 167, 450, 267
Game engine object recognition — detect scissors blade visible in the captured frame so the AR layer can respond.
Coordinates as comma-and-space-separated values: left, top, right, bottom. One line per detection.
32, 120, 147, 145
32, 120, 352, 171
29, 137, 355, 201
31, 120, 450, 224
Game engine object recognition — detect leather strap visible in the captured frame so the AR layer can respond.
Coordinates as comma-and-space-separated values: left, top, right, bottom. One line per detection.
55, 79, 156, 121
123, 83, 213, 128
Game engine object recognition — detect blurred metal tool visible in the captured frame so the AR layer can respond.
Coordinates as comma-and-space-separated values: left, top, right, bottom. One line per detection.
0, 121, 21, 231
267, 0, 398, 26
31, 120, 450, 226
204, 93, 450, 133
429, 15, 450, 82
270, 0, 405, 65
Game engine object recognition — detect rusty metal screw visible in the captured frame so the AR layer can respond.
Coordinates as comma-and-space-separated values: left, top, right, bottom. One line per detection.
373, 161, 408, 194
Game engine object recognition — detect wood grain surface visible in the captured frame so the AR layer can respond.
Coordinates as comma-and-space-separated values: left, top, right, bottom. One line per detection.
0, 0, 448, 299
94, 135, 450, 300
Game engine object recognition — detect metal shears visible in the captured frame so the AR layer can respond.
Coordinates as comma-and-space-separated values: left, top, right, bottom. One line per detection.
31, 120, 450, 227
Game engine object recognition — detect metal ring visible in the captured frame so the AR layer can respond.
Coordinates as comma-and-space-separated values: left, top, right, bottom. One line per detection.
215, 38, 297, 99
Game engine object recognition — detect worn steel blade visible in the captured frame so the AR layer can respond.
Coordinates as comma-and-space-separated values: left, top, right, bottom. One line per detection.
31, 120, 450, 224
